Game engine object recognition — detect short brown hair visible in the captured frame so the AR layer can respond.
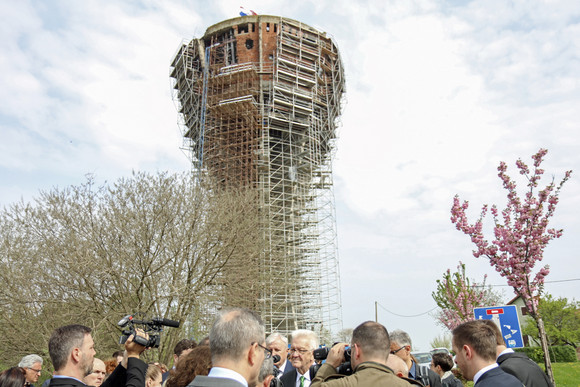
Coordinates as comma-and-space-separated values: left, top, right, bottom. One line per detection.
452, 321, 497, 361
352, 321, 390, 360
480, 320, 505, 346
431, 353, 454, 372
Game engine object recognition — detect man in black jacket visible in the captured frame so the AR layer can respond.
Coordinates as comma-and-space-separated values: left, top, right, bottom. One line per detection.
481, 320, 553, 387
48, 324, 148, 387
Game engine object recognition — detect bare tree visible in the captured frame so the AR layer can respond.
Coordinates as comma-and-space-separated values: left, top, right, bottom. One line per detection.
0, 171, 263, 366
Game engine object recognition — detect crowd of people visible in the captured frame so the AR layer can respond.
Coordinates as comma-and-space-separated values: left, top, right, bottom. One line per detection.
0, 308, 553, 387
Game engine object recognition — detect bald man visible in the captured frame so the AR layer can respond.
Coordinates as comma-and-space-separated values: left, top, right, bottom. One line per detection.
84, 358, 106, 387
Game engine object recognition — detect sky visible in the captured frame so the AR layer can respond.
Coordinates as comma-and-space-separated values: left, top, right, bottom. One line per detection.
1, 0, 579, 351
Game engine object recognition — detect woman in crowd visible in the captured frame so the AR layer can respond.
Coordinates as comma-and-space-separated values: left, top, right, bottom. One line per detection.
165, 346, 211, 387
146, 364, 163, 387
0, 367, 26, 387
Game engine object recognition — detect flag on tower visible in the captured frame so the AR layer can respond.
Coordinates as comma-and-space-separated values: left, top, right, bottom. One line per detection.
239, 6, 257, 16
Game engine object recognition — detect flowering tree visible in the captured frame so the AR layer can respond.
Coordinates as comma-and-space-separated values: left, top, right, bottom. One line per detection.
450, 148, 571, 384
432, 262, 503, 330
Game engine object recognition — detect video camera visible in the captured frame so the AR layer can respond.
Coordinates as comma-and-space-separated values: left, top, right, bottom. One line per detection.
310, 343, 353, 376
117, 313, 180, 348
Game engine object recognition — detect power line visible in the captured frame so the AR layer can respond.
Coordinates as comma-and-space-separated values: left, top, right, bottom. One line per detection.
376, 302, 438, 318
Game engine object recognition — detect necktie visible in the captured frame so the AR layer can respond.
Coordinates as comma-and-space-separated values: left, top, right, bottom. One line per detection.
299, 375, 305, 387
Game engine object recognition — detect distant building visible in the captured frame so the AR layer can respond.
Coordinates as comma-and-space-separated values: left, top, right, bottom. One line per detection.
170, 15, 345, 335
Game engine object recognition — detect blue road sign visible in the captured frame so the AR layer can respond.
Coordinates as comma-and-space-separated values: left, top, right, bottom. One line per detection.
474, 305, 524, 348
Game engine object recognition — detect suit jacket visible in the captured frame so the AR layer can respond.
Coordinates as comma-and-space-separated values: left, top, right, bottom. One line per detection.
49, 358, 147, 387
188, 375, 245, 387
475, 367, 522, 387
497, 352, 553, 387
48, 378, 86, 387
280, 360, 296, 375
280, 369, 298, 387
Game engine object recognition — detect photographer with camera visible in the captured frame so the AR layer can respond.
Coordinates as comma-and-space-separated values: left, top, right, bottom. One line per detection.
311, 322, 415, 387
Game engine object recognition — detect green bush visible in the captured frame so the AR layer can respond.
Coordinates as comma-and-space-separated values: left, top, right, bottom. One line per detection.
514, 346, 577, 363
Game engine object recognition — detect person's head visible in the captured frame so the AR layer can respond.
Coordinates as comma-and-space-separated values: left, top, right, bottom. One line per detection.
84, 358, 106, 387
49, 324, 95, 378
266, 333, 288, 367
0, 367, 26, 387
173, 339, 197, 367
479, 319, 506, 353
289, 329, 318, 374
430, 353, 453, 377
112, 351, 124, 365
198, 337, 210, 347
18, 355, 43, 384
103, 359, 117, 376
386, 354, 409, 378
209, 308, 266, 386
145, 364, 162, 387
256, 356, 274, 387
452, 320, 498, 380
166, 346, 212, 387
350, 321, 390, 368
389, 330, 412, 365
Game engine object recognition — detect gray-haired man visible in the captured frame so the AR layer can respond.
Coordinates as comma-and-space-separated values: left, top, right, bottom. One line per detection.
188, 308, 268, 387
19, 354, 43, 387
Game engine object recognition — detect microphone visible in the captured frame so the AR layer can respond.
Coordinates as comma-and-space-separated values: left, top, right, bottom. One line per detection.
152, 317, 180, 328
272, 354, 281, 363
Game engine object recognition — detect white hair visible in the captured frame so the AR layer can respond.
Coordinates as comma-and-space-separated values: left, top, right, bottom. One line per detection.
266, 332, 288, 347
18, 354, 43, 368
290, 329, 319, 350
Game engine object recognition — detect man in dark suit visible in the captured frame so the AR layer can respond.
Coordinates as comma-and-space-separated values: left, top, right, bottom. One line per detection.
47, 324, 148, 387
187, 308, 267, 387
266, 333, 294, 377
280, 330, 318, 387
452, 321, 522, 387
480, 320, 553, 387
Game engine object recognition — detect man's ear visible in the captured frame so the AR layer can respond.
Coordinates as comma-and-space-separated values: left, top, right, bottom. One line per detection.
248, 342, 259, 366
71, 347, 81, 363
263, 375, 274, 387
353, 343, 362, 360
463, 344, 473, 360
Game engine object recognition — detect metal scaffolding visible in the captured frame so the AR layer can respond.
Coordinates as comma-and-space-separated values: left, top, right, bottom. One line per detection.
170, 15, 344, 337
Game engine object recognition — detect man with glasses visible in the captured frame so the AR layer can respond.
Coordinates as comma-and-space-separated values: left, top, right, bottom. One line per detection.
389, 330, 441, 387
18, 354, 43, 387
280, 330, 318, 387
188, 308, 267, 387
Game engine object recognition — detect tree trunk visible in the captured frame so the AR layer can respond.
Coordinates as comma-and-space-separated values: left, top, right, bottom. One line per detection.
536, 316, 555, 385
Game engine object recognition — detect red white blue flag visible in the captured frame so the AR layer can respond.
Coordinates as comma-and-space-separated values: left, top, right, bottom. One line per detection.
239, 6, 257, 16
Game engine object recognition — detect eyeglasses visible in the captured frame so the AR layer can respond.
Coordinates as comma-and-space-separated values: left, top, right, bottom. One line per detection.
289, 347, 311, 355
390, 346, 406, 355
256, 343, 272, 359
27, 368, 42, 374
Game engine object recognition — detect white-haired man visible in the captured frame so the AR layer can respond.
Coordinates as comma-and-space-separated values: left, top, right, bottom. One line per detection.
280, 330, 318, 387
266, 333, 294, 376
19, 354, 43, 387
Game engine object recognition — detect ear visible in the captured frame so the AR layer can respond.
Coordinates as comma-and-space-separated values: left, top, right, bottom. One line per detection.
353, 344, 362, 360
463, 344, 473, 360
71, 347, 82, 364
396, 371, 404, 378
248, 342, 259, 366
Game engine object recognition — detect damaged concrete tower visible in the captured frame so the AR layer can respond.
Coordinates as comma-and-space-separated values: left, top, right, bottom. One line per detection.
170, 15, 344, 336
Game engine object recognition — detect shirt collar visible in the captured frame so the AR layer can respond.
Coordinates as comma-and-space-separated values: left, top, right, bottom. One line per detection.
473, 363, 498, 384
208, 367, 248, 387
